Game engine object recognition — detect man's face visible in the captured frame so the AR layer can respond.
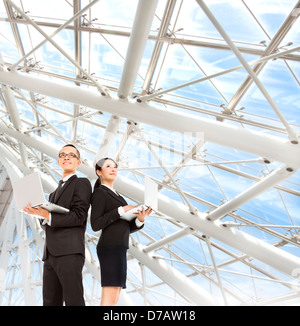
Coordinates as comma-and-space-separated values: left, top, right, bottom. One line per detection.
58, 146, 81, 174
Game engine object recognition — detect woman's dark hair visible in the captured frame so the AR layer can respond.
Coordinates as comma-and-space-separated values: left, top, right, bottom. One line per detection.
93, 157, 118, 191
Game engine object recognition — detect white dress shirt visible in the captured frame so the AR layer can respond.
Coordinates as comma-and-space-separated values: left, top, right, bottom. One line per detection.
44, 173, 76, 226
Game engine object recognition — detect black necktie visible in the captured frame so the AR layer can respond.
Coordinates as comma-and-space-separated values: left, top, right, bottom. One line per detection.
54, 180, 64, 202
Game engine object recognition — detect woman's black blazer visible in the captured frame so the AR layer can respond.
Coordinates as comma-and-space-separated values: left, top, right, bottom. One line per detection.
90, 185, 143, 249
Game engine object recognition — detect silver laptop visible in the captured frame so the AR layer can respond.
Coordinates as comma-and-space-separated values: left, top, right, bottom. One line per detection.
12, 172, 69, 214
120, 205, 149, 221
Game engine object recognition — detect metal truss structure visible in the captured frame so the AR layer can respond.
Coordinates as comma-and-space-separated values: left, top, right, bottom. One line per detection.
0, 0, 300, 306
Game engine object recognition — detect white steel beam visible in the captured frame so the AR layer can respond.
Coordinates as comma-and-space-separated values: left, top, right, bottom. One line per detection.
94, 115, 122, 164
0, 148, 38, 305
12, 88, 69, 144
118, 0, 159, 98
1, 86, 28, 165
204, 236, 228, 305
226, 0, 300, 112
9, 0, 100, 71
15, 203, 37, 305
115, 173, 300, 279
0, 164, 8, 190
206, 165, 296, 222
6, 0, 109, 96
160, 136, 205, 187
143, 227, 195, 253
195, 0, 299, 144
132, 123, 198, 214
0, 53, 28, 165
142, 0, 177, 94
137, 45, 300, 102
1, 128, 299, 278
0, 70, 300, 167
0, 206, 16, 305
129, 240, 217, 306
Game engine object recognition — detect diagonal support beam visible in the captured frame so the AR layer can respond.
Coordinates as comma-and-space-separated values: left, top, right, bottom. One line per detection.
15, 203, 37, 305
206, 165, 296, 222
129, 240, 217, 305
0, 53, 28, 165
142, 0, 177, 94
137, 45, 300, 102
1, 127, 299, 278
9, 0, 100, 72
195, 0, 299, 144
227, 0, 300, 112
0, 206, 16, 304
94, 115, 122, 164
132, 123, 198, 214
6, 0, 109, 96
118, 0, 159, 98
0, 69, 299, 167
1, 85, 28, 165
143, 226, 195, 253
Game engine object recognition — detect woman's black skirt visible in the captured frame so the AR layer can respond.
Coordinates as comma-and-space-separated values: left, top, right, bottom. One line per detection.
97, 246, 127, 289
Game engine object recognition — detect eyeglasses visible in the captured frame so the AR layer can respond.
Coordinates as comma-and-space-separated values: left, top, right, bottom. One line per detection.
59, 152, 78, 159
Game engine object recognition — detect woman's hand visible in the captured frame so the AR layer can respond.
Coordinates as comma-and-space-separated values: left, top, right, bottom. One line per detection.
122, 205, 153, 223
134, 206, 153, 223
123, 205, 136, 212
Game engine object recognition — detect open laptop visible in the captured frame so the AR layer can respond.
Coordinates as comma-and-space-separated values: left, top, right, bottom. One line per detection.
12, 172, 69, 214
120, 205, 149, 221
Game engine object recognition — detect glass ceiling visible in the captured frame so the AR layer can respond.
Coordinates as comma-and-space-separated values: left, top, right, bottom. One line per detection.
0, 0, 299, 306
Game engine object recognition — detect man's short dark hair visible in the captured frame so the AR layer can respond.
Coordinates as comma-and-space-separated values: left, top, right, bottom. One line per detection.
61, 144, 81, 160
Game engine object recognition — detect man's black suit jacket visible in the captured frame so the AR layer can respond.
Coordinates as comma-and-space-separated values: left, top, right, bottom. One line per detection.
42, 174, 92, 260
90, 185, 143, 249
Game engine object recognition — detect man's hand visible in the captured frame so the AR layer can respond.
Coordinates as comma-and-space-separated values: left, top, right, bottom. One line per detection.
23, 204, 50, 220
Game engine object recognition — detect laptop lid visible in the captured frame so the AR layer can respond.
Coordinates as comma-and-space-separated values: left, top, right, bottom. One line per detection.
12, 172, 47, 211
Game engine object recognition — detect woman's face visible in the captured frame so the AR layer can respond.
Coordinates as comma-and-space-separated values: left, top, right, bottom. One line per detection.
97, 159, 118, 183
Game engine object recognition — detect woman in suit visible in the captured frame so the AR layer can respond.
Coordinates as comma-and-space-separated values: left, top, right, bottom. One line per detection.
91, 157, 152, 306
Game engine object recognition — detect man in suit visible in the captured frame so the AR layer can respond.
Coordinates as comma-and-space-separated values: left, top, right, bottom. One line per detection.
24, 144, 92, 306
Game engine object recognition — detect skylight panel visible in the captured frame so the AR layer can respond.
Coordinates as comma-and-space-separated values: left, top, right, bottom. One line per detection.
81, 0, 139, 29
21, 0, 74, 23
0, 22, 19, 61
